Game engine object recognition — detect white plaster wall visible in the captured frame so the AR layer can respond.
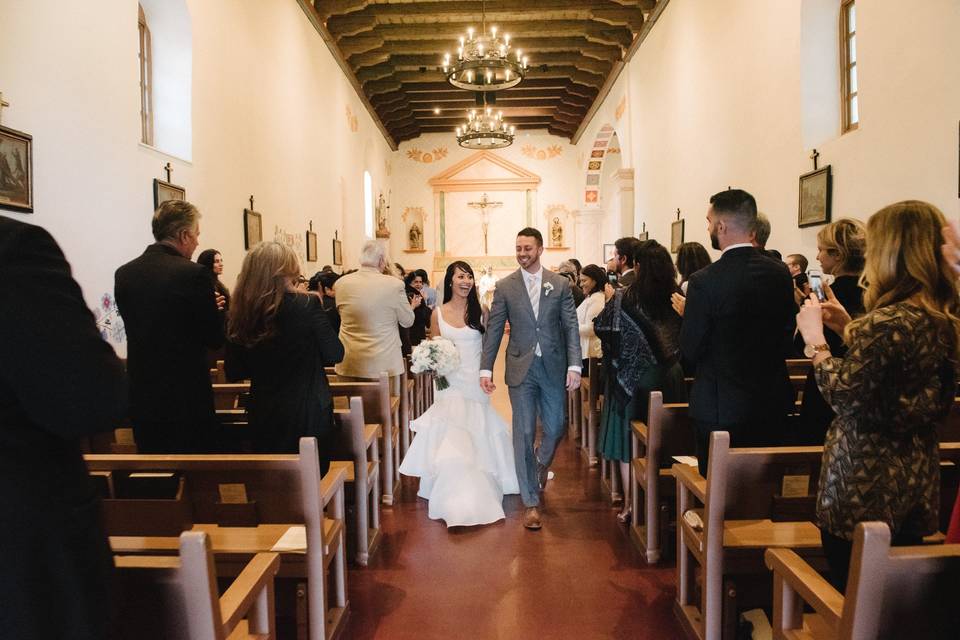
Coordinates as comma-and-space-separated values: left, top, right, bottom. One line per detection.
576, 0, 960, 264
388, 131, 581, 277
0, 0, 392, 354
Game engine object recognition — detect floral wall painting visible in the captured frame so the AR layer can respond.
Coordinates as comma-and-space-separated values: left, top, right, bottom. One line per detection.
345, 105, 359, 133
615, 96, 627, 121
93, 292, 126, 348
585, 190, 598, 203
590, 149, 605, 159
406, 146, 448, 163
521, 144, 563, 160
588, 160, 602, 171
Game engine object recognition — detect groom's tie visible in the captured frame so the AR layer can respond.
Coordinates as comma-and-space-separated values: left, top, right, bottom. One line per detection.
527, 274, 542, 356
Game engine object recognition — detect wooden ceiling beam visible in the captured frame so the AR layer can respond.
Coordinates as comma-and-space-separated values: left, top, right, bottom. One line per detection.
345, 38, 623, 65
359, 66, 603, 90
351, 53, 613, 76
333, 21, 634, 49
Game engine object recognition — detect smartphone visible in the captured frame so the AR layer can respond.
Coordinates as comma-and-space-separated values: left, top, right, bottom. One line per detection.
607, 272, 618, 285
808, 271, 826, 302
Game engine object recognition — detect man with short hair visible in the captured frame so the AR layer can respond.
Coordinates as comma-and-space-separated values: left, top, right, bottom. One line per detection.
612, 236, 641, 286
785, 253, 809, 289
335, 240, 416, 382
115, 200, 225, 453
680, 189, 795, 474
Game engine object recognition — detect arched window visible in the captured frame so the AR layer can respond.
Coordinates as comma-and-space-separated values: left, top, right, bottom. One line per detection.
363, 171, 374, 237
138, 4, 153, 146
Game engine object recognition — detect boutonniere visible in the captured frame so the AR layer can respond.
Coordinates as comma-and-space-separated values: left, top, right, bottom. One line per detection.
543, 282, 554, 296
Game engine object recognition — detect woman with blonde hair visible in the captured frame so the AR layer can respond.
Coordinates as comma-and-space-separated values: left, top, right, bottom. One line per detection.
797, 200, 960, 589
226, 242, 343, 471
794, 218, 867, 444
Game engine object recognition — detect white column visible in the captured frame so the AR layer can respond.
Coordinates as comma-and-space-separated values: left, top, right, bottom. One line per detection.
574, 209, 605, 266
614, 168, 635, 237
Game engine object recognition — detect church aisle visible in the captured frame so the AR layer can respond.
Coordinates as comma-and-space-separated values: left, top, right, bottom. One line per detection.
343, 392, 684, 639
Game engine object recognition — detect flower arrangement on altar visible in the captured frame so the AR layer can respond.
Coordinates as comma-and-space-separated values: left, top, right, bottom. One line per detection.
410, 337, 461, 390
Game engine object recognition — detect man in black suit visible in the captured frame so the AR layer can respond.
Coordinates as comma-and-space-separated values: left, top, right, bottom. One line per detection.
613, 236, 641, 287
680, 189, 795, 474
0, 216, 127, 639
116, 200, 225, 453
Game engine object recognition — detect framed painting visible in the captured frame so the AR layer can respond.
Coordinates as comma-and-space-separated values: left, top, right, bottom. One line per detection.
153, 178, 185, 210
798, 165, 832, 228
671, 219, 685, 253
0, 124, 33, 213
602, 243, 616, 263
332, 237, 343, 266
637, 231, 649, 241
243, 208, 262, 250
305, 230, 318, 262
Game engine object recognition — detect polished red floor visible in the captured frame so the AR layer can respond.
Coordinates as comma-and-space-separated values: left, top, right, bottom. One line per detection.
343, 437, 684, 639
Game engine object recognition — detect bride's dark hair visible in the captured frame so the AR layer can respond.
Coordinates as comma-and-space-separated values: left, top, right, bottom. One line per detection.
443, 261, 484, 334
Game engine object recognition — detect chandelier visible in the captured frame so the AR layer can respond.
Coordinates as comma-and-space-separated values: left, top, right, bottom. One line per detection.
456, 107, 516, 149
442, 2, 527, 92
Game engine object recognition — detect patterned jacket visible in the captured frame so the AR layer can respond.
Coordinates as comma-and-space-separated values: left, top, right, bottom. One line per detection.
814, 302, 956, 540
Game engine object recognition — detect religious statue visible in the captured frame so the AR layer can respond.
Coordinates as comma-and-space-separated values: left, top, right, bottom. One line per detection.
550, 217, 564, 248
478, 265, 499, 310
408, 222, 423, 250
375, 191, 391, 238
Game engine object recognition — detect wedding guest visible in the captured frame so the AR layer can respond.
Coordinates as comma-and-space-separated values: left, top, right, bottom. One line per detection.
680, 189, 795, 474
613, 237, 641, 286
115, 200, 225, 453
404, 271, 432, 346
675, 242, 712, 294
308, 269, 341, 333
559, 260, 585, 306
796, 200, 960, 590
1, 216, 127, 640
794, 219, 866, 445
394, 262, 407, 278
226, 242, 343, 472
197, 248, 231, 312
785, 253, 809, 292
576, 264, 607, 371
568, 258, 583, 278
595, 240, 687, 522
336, 240, 416, 387
413, 268, 437, 308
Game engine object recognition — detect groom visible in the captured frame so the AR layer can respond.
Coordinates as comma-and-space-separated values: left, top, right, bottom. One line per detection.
480, 227, 582, 530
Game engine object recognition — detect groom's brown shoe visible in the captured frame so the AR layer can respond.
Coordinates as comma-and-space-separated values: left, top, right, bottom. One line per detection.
523, 507, 542, 530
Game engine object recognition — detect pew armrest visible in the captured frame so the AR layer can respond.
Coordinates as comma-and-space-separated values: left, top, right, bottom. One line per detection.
673, 463, 706, 502
630, 419, 648, 443
219, 552, 281, 632
320, 466, 347, 506
765, 548, 843, 630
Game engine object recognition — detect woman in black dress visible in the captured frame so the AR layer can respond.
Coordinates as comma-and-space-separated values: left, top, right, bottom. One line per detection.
226, 242, 344, 472
197, 248, 231, 311
794, 219, 866, 445
404, 271, 433, 345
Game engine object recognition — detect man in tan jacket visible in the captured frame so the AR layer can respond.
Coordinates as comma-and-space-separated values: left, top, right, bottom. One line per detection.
335, 240, 417, 382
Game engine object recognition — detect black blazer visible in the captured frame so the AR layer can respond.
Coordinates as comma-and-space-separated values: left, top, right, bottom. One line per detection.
115, 243, 224, 447
680, 246, 795, 428
0, 217, 127, 639
226, 293, 344, 456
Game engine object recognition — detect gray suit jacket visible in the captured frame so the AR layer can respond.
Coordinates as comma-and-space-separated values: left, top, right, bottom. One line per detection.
481, 268, 582, 387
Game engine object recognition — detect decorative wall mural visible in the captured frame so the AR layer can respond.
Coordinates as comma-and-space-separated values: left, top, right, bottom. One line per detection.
588, 161, 602, 171
615, 96, 627, 121
585, 191, 598, 203
406, 146, 448, 163
606, 147, 621, 154
345, 105, 359, 133
591, 149, 605, 158
521, 144, 563, 160
93, 292, 126, 347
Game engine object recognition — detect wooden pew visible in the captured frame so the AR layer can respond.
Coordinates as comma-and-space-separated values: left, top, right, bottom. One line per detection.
212, 383, 249, 411
331, 396, 381, 566
87, 438, 348, 640
786, 358, 812, 377
629, 392, 695, 563
209, 360, 227, 384
580, 357, 601, 467
674, 432, 826, 640
329, 373, 402, 506
114, 531, 280, 640
765, 522, 960, 640
399, 369, 413, 457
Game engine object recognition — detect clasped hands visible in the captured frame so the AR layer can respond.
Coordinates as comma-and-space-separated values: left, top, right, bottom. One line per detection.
479, 370, 581, 395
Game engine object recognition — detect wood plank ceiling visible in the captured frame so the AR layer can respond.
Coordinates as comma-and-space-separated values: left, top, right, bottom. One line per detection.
305, 0, 665, 147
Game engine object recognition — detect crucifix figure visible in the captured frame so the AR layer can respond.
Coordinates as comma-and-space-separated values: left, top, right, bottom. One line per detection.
249, 195, 255, 210
164, 162, 173, 182
810, 148, 820, 170
0, 92, 9, 126
467, 193, 504, 255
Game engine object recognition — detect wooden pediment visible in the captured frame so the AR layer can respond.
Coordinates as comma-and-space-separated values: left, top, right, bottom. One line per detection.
428, 150, 541, 192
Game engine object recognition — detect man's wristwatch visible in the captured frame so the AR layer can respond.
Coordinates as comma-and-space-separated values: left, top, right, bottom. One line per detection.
803, 342, 831, 358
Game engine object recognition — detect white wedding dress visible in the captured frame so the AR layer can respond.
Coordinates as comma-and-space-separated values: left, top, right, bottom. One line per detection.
399, 310, 519, 527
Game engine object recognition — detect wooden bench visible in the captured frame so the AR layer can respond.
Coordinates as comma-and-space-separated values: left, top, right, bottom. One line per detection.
765, 522, 960, 639
786, 358, 812, 377
630, 391, 695, 563
580, 357, 601, 467
329, 373, 402, 506
209, 359, 227, 384
212, 382, 249, 411
87, 438, 348, 640
114, 531, 280, 640
331, 396, 381, 566
674, 432, 826, 640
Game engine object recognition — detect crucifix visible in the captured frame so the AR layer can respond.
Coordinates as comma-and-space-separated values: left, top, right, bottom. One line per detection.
467, 193, 503, 255
163, 162, 173, 182
249, 195, 255, 210
810, 148, 820, 170
0, 92, 8, 125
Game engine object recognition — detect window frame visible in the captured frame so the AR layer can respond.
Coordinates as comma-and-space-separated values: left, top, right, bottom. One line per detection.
839, 0, 858, 133
138, 4, 154, 146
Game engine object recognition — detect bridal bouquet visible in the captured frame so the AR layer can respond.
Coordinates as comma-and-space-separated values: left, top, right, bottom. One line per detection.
410, 337, 460, 391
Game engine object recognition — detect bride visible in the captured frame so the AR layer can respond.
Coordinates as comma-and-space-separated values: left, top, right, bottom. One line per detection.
399, 260, 519, 527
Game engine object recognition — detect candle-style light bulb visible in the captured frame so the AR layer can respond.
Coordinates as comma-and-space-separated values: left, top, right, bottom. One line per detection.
491, 26, 497, 38
505, 69, 512, 81
467, 27, 474, 38
486, 107, 492, 116
516, 49, 522, 61
486, 70, 492, 83
522, 56, 528, 67
478, 43, 483, 56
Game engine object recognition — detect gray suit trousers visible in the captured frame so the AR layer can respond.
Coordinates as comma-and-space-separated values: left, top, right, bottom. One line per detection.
508, 355, 566, 507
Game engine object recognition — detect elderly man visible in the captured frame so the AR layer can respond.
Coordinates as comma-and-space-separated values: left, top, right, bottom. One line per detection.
335, 240, 417, 385
115, 200, 225, 453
